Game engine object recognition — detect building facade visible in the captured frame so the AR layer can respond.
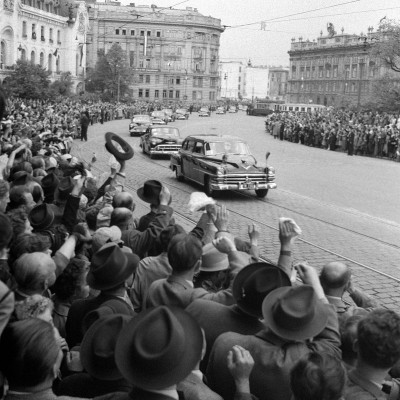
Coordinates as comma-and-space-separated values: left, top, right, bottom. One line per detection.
287, 26, 394, 107
0, 0, 88, 92
87, 3, 223, 103
268, 67, 288, 101
218, 61, 245, 99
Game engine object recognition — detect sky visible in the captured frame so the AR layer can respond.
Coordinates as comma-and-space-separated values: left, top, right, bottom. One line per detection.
119, 0, 400, 67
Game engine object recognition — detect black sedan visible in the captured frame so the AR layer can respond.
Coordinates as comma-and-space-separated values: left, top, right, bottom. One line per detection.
129, 115, 152, 136
140, 126, 182, 158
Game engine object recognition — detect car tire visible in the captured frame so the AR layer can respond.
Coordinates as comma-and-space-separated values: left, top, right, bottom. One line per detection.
105, 132, 134, 161
204, 176, 215, 197
255, 189, 269, 198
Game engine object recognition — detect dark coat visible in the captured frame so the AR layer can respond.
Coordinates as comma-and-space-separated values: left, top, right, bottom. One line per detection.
186, 300, 264, 372
93, 387, 184, 400
206, 304, 341, 400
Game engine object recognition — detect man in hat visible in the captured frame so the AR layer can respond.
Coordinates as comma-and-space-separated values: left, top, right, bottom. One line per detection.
120, 184, 174, 259
66, 243, 139, 347
206, 262, 341, 400
80, 111, 90, 142
101, 306, 204, 400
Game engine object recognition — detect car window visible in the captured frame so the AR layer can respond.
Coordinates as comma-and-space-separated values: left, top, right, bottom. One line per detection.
193, 142, 204, 154
151, 128, 179, 137
185, 140, 195, 152
206, 141, 250, 155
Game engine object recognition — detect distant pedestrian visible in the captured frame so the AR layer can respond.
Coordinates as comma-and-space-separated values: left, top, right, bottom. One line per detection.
80, 112, 90, 142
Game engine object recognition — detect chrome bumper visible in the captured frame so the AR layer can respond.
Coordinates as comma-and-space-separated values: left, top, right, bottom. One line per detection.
211, 182, 277, 191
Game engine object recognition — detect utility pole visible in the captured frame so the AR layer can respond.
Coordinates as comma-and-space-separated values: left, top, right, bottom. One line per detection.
117, 71, 120, 102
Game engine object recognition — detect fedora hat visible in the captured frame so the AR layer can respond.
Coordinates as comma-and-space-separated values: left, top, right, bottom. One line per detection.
262, 285, 328, 341
233, 262, 291, 318
137, 180, 162, 205
80, 314, 132, 381
200, 243, 229, 272
29, 203, 55, 231
115, 306, 203, 390
87, 243, 139, 291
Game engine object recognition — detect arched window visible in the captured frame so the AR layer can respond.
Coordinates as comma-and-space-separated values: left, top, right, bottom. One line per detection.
56, 56, 60, 73
40, 52, 44, 67
76, 53, 79, 75
21, 49, 26, 61
48, 53, 52, 71
22, 21, 27, 37
0, 41, 6, 66
31, 50, 36, 64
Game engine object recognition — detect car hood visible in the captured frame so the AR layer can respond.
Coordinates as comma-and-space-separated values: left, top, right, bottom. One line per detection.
201, 154, 263, 172
151, 135, 180, 143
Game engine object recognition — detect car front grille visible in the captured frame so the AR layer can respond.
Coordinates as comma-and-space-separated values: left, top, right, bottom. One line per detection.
215, 172, 275, 184
154, 144, 181, 152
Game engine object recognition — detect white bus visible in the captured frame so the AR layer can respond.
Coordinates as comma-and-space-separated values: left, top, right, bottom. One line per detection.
275, 103, 326, 113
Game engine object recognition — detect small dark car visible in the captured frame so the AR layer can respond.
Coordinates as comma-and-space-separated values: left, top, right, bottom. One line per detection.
140, 126, 182, 158
129, 115, 152, 136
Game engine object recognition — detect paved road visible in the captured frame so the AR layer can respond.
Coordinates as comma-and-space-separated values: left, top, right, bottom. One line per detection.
73, 113, 400, 310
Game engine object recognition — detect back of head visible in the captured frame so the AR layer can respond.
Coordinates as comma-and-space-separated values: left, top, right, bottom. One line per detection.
9, 185, 31, 210
290, 352, 346, 400
320, 262, 351, 292
10, 233, 51, 261
168, 233, 202, 274
31, 156, 45, 170
340, 314, 366, 366
159, 224, 185, 252
358, 309, 400, 369
110, 207, 132, 230
0, 319, 59, 389
112, 192, 135, 211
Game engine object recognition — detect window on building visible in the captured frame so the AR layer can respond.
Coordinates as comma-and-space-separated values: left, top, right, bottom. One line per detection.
0, 41, 6, 65
177, 47, 182, 55
156, 31, 161, 37
140, 30, 145, 36
145, 89, 150, 98
115, 29, 120, 35
48, 53, 52, 71
239, 67, 242, 72
145, 75, 150, 83
30, 50, 35, 64
333, 65, 338, 77
32, 24, 36, 39
326, 68, 331, 78
175, 90, 180, 98
176, 77, 180, 85
163, 89, 167, 98
300, 67, 304, 79
155, 75, 160, 84
129, 51, 134, 67
209, 91, 215, 101
147, 31, 151, 36
57, 30, 61, 43
139, 59, 144, 68
352, 65, 357, 78
56, 56, 60, 73
145, 59, 150, 68
351, 82, 356, 92
22, 21, 27, 37
138, 75, 144, 83
130, 30, 135, 36
155, 45, 161, 56
155, 90, 159, 98
138, 89, 143, 97
122, 29, 126, 35
332, 82, 336, 92
192, 91, 197, 100
306, 68, 310, 78
41, 26, 45, 41
369, 62, 376, 77
139, 44, 144, 55
318, 66, 323, 78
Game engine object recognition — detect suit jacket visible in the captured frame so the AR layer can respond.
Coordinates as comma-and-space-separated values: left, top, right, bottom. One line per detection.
93, 387, 182, 400
206, 303, 341, 400
144, 251, 246, 310
177, 372, 223, 400
66, 293, 135, 347
186, 300, 264, 372
345, 369, 388, 400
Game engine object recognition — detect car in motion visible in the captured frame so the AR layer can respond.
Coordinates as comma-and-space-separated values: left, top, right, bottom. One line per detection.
140, 126, 182, 158
129, 115, 152, 136
175, 108, 189, 120
151, 111, 168, 125
228, 106, 238, 113
162, 109, 176, 122
170, 134, 276, 197
216, 107, 226, 114
198, 107, 211, 117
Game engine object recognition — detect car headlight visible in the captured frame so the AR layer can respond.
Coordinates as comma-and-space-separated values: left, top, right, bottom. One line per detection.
151, 138, 163, 145
217, 166, 225, 175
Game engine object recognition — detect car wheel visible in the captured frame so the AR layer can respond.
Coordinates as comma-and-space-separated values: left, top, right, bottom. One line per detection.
175, 167, 184, 182
204, 176, 215, 197
255, 189, 269, 198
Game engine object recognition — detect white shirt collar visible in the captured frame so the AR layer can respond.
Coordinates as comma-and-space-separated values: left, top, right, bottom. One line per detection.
146, 388, 179, 400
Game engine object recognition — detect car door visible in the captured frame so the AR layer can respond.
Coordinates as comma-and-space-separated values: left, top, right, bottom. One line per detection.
181, 139, 195, 180
191, 141, 205, 183
142, 129, 151, 152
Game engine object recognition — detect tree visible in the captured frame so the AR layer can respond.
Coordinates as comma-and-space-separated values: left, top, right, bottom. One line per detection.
49, 71, 73, 97
362, 74, 400, 111
371, 19, 400, 73
5, 59, 51, 99
86, 44, 132, 99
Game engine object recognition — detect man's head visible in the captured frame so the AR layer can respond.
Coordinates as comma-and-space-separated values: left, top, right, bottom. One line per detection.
168, 233, 202, 274
356, 309, 400, 370
340, 313, 366, 367
110, 207, 133, 231
13, 253, 57, 295
320, 262, 351, 296
112, 192, 135, 211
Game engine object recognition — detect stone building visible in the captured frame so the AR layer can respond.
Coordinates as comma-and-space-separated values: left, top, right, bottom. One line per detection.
218, 61, 245, 99
87, 3, 224, 103
286, 25, 394, 107
268, 67, 288, 101
0, 0, 88, 92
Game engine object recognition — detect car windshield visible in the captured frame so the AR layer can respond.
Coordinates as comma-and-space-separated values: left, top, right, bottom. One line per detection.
132, 115, 151, 123
200, 108, 209, 112
176, 109, 187, 114
162, 109, 173, 115
152, 112, 165, 118
205, 141, 250, 156
151, 128, 179, 137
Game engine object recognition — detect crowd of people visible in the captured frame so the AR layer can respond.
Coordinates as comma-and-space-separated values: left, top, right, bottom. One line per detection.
266, 109, 400, 160
1, 86, 400, 400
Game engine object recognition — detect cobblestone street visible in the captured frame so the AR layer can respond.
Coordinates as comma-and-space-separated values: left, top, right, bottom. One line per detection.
74, 113, 400, 310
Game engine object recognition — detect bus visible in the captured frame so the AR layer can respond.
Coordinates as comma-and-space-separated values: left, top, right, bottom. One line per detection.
248, 99, 285, 116
275, 103, 326, 113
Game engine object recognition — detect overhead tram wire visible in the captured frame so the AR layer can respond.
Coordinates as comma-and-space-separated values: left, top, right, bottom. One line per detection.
225, 0, 363, 29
